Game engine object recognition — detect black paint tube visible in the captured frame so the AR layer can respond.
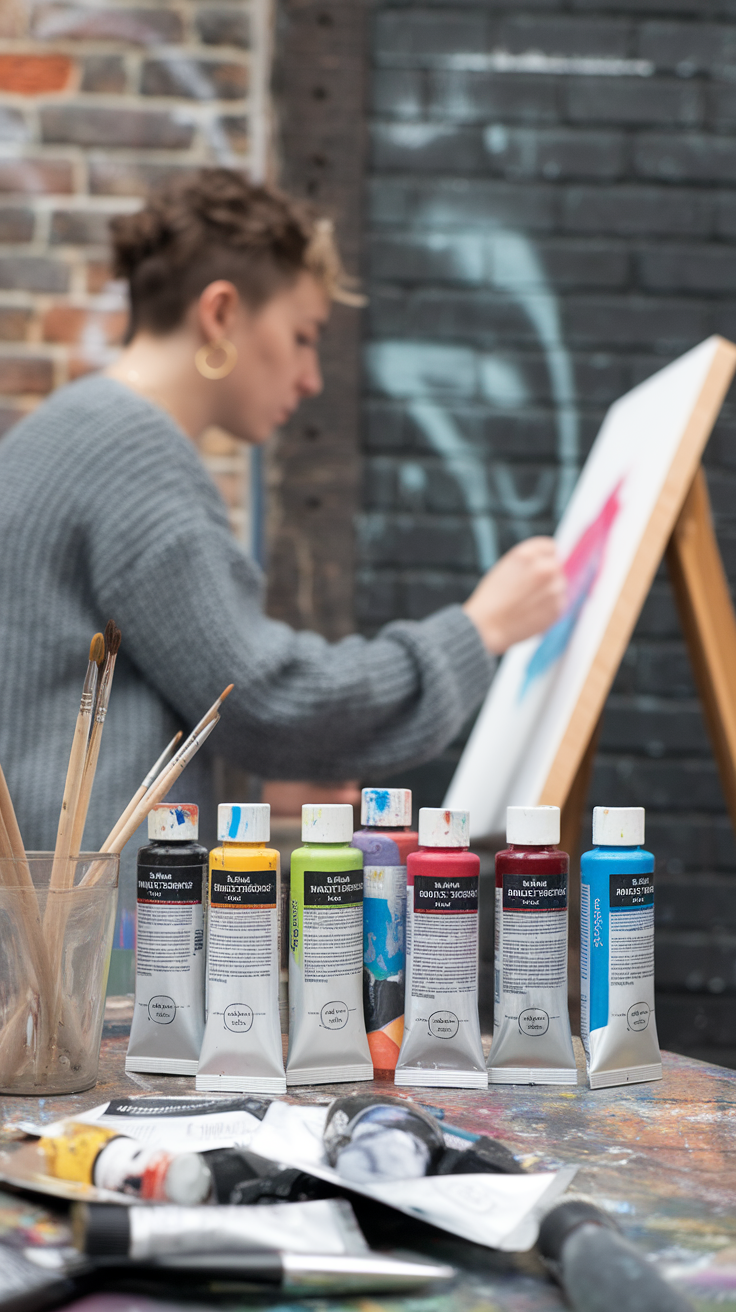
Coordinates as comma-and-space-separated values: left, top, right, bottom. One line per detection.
204, 1148, 338, 1205
537, 1200, 694, 1312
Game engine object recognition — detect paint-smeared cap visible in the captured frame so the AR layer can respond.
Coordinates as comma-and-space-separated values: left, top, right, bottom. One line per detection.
592, 806, 645, 847
506, 806, 560, 846
148, 804, 198, 842
218, 803, 270, 843
302, 803, 354, 843
418, 808, 469, 848
361, 787, 412, 828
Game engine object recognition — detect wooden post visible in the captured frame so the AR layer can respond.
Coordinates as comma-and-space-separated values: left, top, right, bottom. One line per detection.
560, 461, 736, 1024
666, 466, 736, 833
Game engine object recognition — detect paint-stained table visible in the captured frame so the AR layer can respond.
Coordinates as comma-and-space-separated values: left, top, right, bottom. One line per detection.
1, 998, 735, 1311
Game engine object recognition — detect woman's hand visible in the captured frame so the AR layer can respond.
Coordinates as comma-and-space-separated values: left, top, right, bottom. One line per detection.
462, 537, 567, 655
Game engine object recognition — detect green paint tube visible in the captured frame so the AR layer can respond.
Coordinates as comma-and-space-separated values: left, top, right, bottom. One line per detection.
287, 805, 373, 1086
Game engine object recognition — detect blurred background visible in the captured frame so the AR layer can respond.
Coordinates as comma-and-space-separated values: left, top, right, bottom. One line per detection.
1, 0, 735, 1062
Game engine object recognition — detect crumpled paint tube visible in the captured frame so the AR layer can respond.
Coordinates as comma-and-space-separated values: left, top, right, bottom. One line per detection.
351, 788, 418, 1073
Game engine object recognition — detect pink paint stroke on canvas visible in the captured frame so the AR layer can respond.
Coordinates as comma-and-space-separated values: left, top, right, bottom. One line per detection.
520, 479, 625, 699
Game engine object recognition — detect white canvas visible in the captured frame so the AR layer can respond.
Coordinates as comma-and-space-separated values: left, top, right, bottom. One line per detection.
445, 336, 725, 839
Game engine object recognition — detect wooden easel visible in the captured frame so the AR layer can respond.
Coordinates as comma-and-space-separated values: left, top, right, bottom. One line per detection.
560, 464, 736, 1009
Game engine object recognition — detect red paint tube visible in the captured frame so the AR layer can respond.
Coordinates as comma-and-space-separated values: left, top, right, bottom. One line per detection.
395, 809, 487, 1089
489, 806, 577, 1085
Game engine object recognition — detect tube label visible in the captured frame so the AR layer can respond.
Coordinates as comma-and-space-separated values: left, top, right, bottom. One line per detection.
582, 858, 661, 1087
363, 864, 406, 1070
126, 862, 205, 1073
396, 867, 487, 1087
196, 867, 285, 1092
287, 864, 373, 1083
489, 869, 577, 1083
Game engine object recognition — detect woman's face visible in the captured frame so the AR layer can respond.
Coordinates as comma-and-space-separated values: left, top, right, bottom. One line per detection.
218, 272, 330, 444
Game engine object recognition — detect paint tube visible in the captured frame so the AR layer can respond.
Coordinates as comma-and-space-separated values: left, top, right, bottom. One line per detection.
395, 809, 487, 1089
352, 788, 418, 1073
287, 804, 373, 1085
581, 807, 661, 1089
248, 1101, 576, 1253
72, 1198, 369, 1260
197, 804, 285, 1094
125, 804, 207, 1076
38, 1124, 211, 1203
489, 806, 577, 1085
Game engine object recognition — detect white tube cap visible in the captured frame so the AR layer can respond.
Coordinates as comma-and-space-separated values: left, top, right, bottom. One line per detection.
302, 803, 354, 843
418, 808, 469, 848
164, 1153, 213, 1205
361, 787, 412, 828
148, 804, 198, 842
506, 806, 560, 846
218, 803, 270, 843
592, 806, 645, 846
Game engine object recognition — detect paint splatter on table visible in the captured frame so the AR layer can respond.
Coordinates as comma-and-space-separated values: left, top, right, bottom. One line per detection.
1, 1001, 734, 1311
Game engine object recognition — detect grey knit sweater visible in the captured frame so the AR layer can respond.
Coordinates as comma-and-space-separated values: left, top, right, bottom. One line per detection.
0, 375, 493, 900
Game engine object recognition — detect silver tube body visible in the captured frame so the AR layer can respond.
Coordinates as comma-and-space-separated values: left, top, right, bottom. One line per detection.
395, 857, 487, 1088
287, 850, 373, 1085
197, 857, 285, 1094
127, 1200, 364, 1259
126, 849, 206, 1075
581, 845, 661, 1089
489, 867, 577, 1084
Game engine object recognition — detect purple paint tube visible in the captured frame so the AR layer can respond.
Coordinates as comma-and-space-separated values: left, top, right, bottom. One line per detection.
352, 789, 418, 1075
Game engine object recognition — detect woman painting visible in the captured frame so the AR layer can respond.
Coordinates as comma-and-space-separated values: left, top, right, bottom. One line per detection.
0, 169, 565, 920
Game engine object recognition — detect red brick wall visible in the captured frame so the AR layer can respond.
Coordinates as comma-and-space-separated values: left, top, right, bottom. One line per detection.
0, 0, 270, 536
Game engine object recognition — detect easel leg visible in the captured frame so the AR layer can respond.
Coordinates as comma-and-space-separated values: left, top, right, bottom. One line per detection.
561, 719, 602, 1027
666, 466, 736, 832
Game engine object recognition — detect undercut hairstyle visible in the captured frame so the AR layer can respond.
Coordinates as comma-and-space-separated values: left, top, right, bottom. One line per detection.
110, 168, 360, 340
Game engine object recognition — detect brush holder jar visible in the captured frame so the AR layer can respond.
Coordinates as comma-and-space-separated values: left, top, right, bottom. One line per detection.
0, 852, 119, 1095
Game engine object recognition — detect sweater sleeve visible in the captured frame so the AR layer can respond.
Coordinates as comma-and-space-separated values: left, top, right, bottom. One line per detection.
82, 387, 494, 780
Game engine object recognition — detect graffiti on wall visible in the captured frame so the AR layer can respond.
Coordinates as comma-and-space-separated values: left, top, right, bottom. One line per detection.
367, 226, 579, 571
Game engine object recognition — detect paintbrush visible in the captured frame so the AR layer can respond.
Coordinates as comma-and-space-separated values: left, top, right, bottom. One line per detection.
46, 634, 104, 907
80, 690, 231, 889
79, 718, 220, 891
102, 714, 220, 858
68, 626, 120, 856
0, 764, 52, 1065
98, 685, 233, 854
103, 730, 183, 851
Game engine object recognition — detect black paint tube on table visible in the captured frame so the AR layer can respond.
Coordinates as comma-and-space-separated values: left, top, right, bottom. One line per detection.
537, 1200, 694, 1312
126, 803, 207, 1076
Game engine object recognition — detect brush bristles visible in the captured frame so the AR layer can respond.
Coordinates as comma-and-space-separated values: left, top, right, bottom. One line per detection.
109, 626, 122, 657
89, 633, 105, 665
103, 619, 115, 653
220, 684, 234, 702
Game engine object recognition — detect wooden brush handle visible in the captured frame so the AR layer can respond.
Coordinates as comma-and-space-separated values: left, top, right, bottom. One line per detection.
47, 700, 93, 908
69, 718, 103, 857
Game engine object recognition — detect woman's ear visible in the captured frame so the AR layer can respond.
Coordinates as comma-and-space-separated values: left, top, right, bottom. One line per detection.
196, 280, 242, 343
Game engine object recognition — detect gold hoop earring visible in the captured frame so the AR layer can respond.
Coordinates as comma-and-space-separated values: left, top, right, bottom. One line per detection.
195, 338, 237, 380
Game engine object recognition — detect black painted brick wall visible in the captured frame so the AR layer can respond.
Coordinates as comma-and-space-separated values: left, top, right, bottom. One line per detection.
359, 0, 736, 1066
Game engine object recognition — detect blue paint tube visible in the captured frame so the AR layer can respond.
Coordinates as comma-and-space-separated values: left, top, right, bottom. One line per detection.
580, 807, 661, 1089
